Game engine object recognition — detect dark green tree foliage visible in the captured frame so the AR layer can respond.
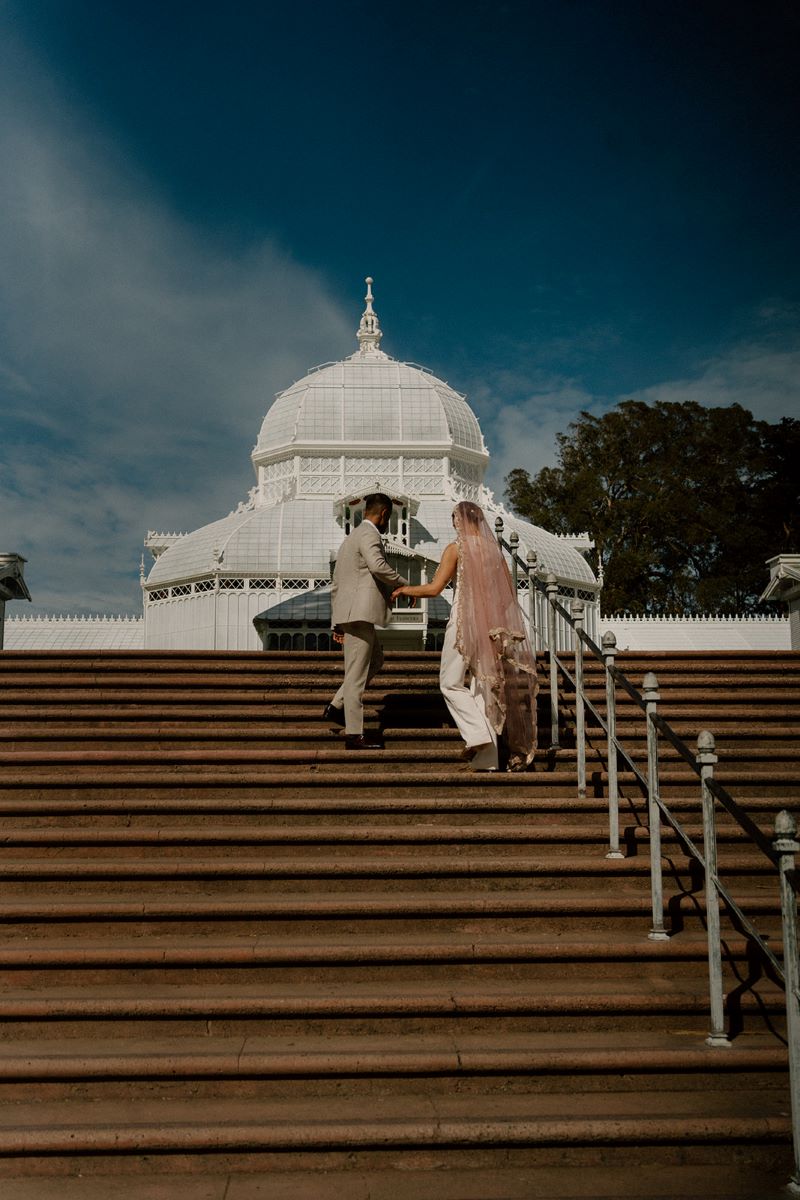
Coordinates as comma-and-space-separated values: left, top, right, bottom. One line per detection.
505, 401, 800, 615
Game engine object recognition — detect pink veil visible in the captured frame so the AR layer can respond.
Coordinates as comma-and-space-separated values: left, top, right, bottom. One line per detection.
453, 501, 538, 769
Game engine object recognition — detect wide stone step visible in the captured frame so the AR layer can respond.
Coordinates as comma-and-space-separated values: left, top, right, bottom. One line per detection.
0, 729, 463, 752
0, 673, 437, 690
0, 1025, 785, 1067
2, 688, 798, 713
0, 791, 785, 817
2, 701, 797, 725
0, 820, 760, 846
0, 1089, 788, 1159
0, 887, 778, 925
0, 977, 784, 1025
0, 1031, 784, 1096
2, 742, 798, 768
4, 711, 797, 735
0, 1163, 786, 1199
0, 930, 764, 967
0, 766, 794, 799
3, 730, 800, 757
0, 853, 772, 885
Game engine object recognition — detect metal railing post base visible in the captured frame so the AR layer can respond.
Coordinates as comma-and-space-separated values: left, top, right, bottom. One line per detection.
605, 850, 624, 860
704, 1033, 732, 1049
784, 1178, 800, 1198
647, 928, 669, 942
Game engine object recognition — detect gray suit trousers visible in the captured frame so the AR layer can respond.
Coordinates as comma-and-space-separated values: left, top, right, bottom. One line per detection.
331, 622, 384, 735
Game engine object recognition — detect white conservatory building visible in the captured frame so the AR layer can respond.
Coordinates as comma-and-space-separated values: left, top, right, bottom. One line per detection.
141, 280, 599, 651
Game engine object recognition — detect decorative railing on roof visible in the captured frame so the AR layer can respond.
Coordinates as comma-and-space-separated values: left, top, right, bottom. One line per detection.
6, 614, 142, 623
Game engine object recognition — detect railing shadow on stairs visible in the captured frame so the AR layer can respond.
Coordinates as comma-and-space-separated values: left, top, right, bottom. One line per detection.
494, 514, 800, 1197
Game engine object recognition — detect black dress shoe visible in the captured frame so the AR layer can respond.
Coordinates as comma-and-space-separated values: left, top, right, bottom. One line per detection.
344, 734, 383, 750
323, 703, 346, 728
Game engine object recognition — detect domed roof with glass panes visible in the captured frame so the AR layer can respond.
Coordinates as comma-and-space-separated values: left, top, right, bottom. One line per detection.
142, 279, 598, 650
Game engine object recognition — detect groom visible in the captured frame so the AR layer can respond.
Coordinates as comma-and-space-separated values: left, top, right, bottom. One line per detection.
324, 493, 409, 750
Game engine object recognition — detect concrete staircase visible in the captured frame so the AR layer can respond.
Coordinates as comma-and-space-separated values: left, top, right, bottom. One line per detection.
0, 648, 797, 1199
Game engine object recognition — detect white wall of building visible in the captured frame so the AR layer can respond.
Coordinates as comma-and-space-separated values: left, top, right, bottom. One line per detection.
3, 615, 144, 650
602, 613, 790, 651
143, 589, 297, 650
3, 609, 791, 652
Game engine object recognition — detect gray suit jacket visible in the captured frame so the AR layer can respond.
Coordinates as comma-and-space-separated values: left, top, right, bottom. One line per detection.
331, 520, 408, 628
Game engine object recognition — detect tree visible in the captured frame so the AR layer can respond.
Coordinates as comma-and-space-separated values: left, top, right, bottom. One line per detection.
505, 401, 800, 615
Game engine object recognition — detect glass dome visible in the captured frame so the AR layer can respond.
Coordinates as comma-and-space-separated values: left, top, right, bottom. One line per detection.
143, 279, 598, 649
255, 357, 487, 460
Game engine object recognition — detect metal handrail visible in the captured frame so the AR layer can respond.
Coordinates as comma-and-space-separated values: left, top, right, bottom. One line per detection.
494, 517, 800, 1189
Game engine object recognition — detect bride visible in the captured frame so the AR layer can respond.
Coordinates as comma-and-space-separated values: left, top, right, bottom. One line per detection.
392, 500, 538, 771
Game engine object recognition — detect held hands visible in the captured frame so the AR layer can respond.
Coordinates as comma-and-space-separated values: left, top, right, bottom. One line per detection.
391, 586, 417, 606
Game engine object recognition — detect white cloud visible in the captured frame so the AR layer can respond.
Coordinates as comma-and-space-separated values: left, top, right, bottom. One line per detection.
479, 380, 602, 495
0, 47, 352, 614
634, 344, 800, 424
477, 337, 800, 502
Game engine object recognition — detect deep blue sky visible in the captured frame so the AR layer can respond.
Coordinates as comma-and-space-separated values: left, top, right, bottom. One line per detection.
1, 0, 799, 612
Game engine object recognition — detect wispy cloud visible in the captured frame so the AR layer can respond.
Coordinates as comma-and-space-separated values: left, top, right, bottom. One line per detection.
477, 329, 800, 500
633, 343, 800, 424
0, 43, 352, 614
475, 376, 604, 496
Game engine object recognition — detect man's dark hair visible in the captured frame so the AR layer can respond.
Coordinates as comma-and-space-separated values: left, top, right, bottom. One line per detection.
363, 492, 393, 516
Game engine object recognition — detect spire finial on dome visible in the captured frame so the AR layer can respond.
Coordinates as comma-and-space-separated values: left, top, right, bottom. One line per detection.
356, 275, 386, 356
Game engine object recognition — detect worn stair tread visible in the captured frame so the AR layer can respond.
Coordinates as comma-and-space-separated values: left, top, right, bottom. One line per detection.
0, 822, 641, 845
0, 977, 784, 1017
0, 1091, 789, 1155
0, 853, 707, 878
0, 722, 457, 734
0, 887, 758, 918
0, 929, 763, 965
0, 886, 778, 918
0, 821, 760, 845
0, 1164, 790, 1200
4, 770, 798, 794
0, 853, 774, 880
0, 793, 785, 815
0, 1030, 786, 1078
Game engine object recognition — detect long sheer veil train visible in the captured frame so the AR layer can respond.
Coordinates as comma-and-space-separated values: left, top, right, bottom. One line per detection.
452, 501, 538, 769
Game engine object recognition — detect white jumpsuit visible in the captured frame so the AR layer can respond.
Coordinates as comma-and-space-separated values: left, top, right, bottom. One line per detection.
439, 601, 499, 771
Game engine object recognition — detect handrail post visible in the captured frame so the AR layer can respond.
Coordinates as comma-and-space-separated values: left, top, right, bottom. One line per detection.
509, 530, 519, 592
526, 550, 538, 648
696, 731, 731, 1048
571, 600, 586, 799
545, 573, 559, 750
420, 561, 429, 650
495, 515, 504, 546
643, 672, 668, 940
774, 810, 800, 1195
602, 631, 622, 859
